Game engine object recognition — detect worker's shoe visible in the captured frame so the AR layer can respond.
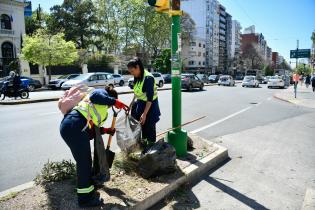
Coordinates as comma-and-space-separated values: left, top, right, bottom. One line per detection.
78, 190, 103, 208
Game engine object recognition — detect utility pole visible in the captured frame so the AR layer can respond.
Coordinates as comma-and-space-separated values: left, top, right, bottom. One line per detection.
166, 0, 187, 157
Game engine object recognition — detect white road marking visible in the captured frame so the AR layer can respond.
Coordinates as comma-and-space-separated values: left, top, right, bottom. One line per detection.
191, 106, 253, 134
38, 111, 60, 116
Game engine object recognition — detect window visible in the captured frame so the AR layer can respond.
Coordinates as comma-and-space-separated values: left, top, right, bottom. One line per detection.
198, 52, 201, 57
188, 61, 195, 65
190, 42, 196, 46
1, 42, 14, 58
152, 73, 161, 77
199, 62, 201, 65
113, 74, 120, 78
106, 74, 113, 79
203, 62, 205, 65
199, 43, 202, 47
89, 75, 98, 81
1, 14, 11, 30
203, 44, 206, 48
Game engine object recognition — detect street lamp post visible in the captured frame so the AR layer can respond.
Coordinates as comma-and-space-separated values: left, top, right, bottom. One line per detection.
165, 0, 188, 157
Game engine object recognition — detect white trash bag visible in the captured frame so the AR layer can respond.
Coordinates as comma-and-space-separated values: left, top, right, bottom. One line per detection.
116, 115, 141, 152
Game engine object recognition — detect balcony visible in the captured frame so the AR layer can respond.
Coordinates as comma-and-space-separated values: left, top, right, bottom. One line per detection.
0, 29, 14, 35
219, 17, 226, 23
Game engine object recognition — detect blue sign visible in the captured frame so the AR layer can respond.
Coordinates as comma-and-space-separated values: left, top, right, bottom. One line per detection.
24, 1, 32, 17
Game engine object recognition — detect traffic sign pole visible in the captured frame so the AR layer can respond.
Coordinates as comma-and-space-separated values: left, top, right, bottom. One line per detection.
166, 0, 187, 157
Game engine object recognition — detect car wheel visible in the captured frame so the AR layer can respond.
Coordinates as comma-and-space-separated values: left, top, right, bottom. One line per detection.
28, 85, 35, 92
159, 81, 164, 88
20, 91, 29, 99
119, 80, 124, 86
187, 84, 193, 91
59, 83, 64, 89
0, 92, 5, 100
199, 84, 204, 91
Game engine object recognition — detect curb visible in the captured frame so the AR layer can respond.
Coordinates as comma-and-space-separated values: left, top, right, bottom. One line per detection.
273, 94, 295, 104
131, 134, 228, 210
0, 181, 34, 199
301, 188, 315, 210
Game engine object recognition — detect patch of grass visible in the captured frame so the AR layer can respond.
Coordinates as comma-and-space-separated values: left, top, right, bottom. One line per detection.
34, 160, 76, 185
0, 192, 18, 202
112, 153, 138, 175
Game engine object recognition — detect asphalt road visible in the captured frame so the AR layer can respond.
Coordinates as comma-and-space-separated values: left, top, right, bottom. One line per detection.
0, 83, 314, 209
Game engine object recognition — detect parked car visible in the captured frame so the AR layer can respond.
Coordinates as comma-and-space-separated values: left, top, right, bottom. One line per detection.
181, 74, 204, 91
196, 74, 209, 83
162, 74, 172, 84
128, 72, 165, 89
20, 76, 42, 91
48, 74, 80, 89
112, 74, 125, 86
267, 75, 286, 89
262, 76, 271, 84
218, 75, 235, 86
61, 73, 115, 90
208, 74, 220, 83
235, 74, 244, 80
242, 76, 259, 88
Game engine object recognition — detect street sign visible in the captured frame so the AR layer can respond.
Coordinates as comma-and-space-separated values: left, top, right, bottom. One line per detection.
290, 49, 311, 58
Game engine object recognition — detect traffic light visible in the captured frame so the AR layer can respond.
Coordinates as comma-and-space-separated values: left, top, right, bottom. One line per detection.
148, 0, 170, 12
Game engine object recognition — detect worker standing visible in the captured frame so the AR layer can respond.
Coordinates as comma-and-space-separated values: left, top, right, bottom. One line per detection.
127, 57, 161, 153
59, 86, 129, 208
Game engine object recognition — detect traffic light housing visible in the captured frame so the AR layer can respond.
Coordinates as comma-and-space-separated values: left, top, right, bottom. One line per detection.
148, 0, 170, 12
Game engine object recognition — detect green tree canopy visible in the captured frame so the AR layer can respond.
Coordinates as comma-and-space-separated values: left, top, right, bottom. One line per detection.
21, 30, 78, 80
294, 64, 312, 75
152, 48, 171, 74
47, 0, 97, 48
263, 65, 274, 76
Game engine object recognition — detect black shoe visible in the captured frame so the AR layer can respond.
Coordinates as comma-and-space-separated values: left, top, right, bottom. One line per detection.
78, 190, 103, 208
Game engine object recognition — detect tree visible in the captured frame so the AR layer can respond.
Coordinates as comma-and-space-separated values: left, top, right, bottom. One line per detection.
263, 65, 274, 76
47, 0, 97, 48
21, 30, 78, 80
181, 12, 196, 44
152, 48, 171, 74
311, 31, 315, 45
241, 43, 265, 69
25, 6, 49, 35
294, 64, 312, 75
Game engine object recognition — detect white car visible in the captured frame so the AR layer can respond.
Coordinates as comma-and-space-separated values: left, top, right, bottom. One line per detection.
112, 74, 125, 86
61, 73, 115, 90
128, 72, 165, 89
242, 76, 259, 88
218, 75, 235, 86
267, 76, 286, 89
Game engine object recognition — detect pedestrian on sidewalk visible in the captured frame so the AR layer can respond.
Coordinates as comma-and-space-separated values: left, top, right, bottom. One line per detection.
305, 75, 311, 88
127, 57, 161, 154
311, 74, 315, 92
299, 75, 304, 86
59, 86, 129, 208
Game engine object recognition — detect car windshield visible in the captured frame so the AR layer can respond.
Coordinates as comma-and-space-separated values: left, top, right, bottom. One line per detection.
209, 75, 217, 79
58, 75, 69, 79
270, 76, 280, 79
244, 76, 254, 81
72, 74, 91, 80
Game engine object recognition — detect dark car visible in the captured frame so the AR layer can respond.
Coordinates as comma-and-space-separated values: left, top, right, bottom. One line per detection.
20, 76, 42, 91
197, 74, 209, 83
181, 74, 204, 91
208, 74, 220, 83
48, 74, 80, 89
162, 74, 171, 84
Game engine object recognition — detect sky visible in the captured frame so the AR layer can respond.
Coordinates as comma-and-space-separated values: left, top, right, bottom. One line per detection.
31, 0, 315, 66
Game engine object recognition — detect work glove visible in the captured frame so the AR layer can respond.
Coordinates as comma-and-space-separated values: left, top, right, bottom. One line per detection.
101, 127, 116, 136
114, 100, 129, 112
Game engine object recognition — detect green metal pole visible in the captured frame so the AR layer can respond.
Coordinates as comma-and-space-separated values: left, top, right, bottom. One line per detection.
166, 0, 187, 157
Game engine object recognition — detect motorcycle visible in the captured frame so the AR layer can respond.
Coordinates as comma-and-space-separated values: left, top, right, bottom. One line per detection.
0, 84, 29, 100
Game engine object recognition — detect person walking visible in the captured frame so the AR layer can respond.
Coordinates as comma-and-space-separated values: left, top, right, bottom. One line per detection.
59, 86, 129, 208
127, 57, 161, 153
305, 75, 311, 88
311, 74, 315, 92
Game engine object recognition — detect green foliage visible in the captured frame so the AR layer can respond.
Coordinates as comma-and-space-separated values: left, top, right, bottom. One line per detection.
263, 65, 274, 76
21, 30, 78, 79
24, 7, 49, 35
311, 32, 315, 45
47, 0, 97, 48
87, 53, 115, 70
152, 48, 171, 74
294, 64, 312, 75
34, 160, 76, 185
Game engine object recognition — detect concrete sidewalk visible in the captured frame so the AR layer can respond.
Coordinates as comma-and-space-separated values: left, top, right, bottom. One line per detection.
274, 85, 315, 109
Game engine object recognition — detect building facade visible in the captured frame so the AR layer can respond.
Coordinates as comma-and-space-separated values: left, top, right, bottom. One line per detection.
0, 0, 29, 78
230, 20, 242, 72
181, 36, 206, 71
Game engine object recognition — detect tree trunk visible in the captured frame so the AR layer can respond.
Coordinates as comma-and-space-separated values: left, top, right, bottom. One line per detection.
48, 65, 52, 81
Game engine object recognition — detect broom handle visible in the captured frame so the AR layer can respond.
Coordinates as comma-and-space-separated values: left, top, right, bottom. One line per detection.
156, 116, 206, 138
106, 113, 117, 149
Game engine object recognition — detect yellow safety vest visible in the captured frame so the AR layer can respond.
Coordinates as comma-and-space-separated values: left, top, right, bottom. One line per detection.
134, 70, 158, 101
74, 95, 109, 128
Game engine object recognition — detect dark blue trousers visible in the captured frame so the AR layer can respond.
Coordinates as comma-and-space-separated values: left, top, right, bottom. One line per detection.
60, 110, 92, 190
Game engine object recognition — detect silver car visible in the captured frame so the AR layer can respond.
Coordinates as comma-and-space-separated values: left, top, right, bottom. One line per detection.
267, 75, 286, 89
218, 75, 235, 86
242, 76, 259, 88
61, 73, 115, 90
112, 74, 125, 86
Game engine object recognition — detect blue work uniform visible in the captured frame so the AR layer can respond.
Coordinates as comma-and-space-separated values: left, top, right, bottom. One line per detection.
131, 76, 161, 143
59, 89, 115, 203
